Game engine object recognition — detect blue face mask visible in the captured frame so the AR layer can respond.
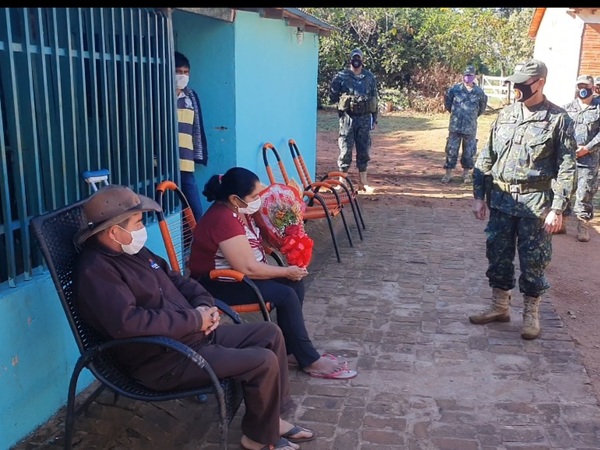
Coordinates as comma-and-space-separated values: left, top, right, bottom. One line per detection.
578, 88, 593, 99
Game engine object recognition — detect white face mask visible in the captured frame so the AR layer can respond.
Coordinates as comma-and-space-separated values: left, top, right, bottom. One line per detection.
114, 226, 147, 255
175, 74, 189, 90
238, 197, 261, 215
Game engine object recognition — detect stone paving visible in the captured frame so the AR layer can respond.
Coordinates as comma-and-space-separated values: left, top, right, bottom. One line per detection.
14, 199, 600, 450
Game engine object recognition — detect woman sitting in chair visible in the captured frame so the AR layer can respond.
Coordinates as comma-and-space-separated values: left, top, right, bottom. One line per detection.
189, 167, 357, 380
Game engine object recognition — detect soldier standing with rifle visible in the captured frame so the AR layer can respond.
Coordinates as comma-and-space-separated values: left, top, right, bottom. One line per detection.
330, 48, 379, 194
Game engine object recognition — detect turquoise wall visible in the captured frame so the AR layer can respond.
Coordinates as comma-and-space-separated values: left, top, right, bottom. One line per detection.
1, 9, 322, 449
234, 10, 320, 187
0, 224, 165, 449
172, 9, 320, 193
172, 10, 236, 214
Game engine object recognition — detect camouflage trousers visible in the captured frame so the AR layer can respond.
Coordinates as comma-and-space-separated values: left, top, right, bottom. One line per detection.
484, 208, 552, 297
443, 132, 477, 170
337, 112, 372, 172
564, 158, 599, 221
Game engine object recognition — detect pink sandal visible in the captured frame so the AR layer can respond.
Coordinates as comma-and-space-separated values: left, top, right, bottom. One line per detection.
306, 360, 358, 379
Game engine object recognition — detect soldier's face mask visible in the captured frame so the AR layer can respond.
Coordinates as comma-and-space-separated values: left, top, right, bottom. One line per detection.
463, 74, 475, 84
351, 58, 363, 69
513, 79, 540, 103
577, 85, 593, 99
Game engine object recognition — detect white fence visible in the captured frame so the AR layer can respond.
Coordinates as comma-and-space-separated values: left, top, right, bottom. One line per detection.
481, 75, 512, 107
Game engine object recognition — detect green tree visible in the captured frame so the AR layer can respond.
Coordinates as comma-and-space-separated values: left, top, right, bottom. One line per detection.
303, 7, 535, 111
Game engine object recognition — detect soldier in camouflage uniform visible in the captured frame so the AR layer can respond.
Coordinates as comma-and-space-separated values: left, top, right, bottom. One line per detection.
442, 65, 488, 184
594, 77, 600, 98
561, 75, 600, 242
469, 59, 577, 341
330, 48, 379, 194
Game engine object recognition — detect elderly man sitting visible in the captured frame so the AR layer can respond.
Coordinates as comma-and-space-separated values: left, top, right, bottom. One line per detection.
73, 184, 316, 450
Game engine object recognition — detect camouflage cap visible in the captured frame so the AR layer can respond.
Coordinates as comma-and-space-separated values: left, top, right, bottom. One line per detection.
507, 59, 548, 84
350, 48, 363, 59
595, 76, 600, 86
464, 65, 475, 75
576, 75, 594, 87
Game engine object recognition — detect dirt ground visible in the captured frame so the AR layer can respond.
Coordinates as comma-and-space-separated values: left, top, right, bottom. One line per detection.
315, 108, 600, 401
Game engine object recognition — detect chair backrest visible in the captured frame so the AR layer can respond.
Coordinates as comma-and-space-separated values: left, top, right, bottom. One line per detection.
288, 139, 314, 189
29, 200, 101, 354
262, 142, 291, 185
30, 201, 170, 391
155, 180, 196, 275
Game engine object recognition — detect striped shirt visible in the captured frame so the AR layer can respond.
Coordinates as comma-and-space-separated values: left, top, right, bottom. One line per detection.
177, 91, 196, 172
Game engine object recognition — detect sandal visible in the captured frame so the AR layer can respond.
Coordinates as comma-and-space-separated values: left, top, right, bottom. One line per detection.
281, 424, 317, 443
305, 361, 358, 379
240, 437, 298, 450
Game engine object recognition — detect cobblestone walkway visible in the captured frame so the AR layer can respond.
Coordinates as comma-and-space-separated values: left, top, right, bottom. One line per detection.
15, 201, 600, 450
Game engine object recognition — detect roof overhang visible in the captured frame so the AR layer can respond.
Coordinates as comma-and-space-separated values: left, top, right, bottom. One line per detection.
528, 7, 546, 38
530, 7, 600, 38
175, 8, 236, 23
235, 8, 337, 37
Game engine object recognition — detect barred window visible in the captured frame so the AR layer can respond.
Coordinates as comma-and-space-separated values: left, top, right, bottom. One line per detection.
0, 7, 178, 286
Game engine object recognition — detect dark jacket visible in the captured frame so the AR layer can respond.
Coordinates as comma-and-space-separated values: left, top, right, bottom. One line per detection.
74, 239, 214, 388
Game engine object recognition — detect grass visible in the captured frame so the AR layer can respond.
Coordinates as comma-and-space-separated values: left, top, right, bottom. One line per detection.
316, 106, 600, 210
318, 106, 498, 150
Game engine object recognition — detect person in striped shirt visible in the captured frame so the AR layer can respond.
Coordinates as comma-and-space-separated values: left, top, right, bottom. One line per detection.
175, 51, 208, 219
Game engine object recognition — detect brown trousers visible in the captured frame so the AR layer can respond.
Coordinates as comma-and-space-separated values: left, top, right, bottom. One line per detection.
153, 321, 292, 445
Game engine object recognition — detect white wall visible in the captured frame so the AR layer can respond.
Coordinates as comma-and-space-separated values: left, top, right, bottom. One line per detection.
533, 8, 585, 107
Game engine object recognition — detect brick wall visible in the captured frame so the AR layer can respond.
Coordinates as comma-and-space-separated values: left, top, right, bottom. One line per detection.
579, 23, 600, 77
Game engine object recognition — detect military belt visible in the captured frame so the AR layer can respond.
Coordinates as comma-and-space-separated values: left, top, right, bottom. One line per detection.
347, 111, 370, 117
493, 179, 552, 194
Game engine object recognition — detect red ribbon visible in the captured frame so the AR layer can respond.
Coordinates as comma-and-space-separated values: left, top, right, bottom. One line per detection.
280, 225, 314, 268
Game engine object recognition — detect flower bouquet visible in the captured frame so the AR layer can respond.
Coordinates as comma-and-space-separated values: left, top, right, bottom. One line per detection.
253, 183, 314, 268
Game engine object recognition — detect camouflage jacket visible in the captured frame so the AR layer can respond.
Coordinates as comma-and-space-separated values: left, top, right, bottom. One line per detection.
563, 97, 600, 165
330, 67, 378, 121
473, 97, 577, 218
444, 83, 488, 135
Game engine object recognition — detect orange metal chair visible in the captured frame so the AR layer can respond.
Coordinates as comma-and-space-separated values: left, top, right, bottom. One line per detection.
288, 138, 365, 240
262, 142, 354, 263
155, 180, 277, 322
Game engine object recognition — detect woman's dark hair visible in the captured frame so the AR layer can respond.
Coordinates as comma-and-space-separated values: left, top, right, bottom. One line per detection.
203, 167, 260, 202
174, 51, 190, 70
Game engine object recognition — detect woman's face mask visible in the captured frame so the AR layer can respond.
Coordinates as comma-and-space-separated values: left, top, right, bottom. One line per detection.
237, 196, 262, 215
114, 225, 147, 255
